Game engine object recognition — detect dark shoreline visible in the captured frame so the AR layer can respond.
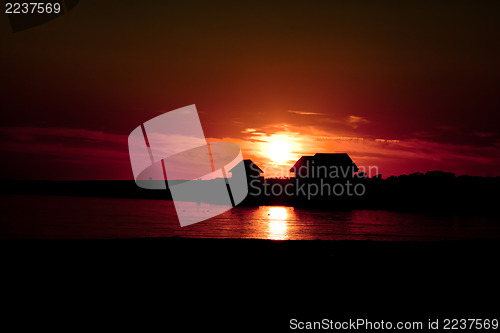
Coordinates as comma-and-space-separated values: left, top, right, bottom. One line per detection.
1, 176, 498, 215
3, 235, 500, 251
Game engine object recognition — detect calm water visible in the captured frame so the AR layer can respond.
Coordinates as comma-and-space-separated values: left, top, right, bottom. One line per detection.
1, 194, 499, 241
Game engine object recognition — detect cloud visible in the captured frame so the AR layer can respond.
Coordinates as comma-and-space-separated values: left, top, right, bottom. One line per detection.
315, 136, 365, 142
375, 139, 400, 143
472, 131, 496, 138
288, 110, 323, 115
1, 123, 499, 180
0, 126, 130, 167
347, 115, 370, 128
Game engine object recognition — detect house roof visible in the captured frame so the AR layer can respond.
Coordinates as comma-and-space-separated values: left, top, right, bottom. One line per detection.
289, 153, 358, 172
230, 159, 264, 173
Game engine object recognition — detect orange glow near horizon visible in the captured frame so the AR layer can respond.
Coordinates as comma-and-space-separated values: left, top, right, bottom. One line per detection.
205, 118, 500, 180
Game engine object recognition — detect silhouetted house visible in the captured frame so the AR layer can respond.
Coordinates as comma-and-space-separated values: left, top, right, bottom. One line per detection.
230, 159, 264, 181
290, 153, 358, 180
229, 159, 264, 205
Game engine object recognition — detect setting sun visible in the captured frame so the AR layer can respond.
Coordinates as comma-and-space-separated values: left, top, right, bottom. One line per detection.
268, 138, 293, 164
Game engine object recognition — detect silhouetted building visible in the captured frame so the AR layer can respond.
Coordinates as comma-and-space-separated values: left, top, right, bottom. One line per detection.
230, 159, 264, 205
290, 153, 358, 180
230, 159, 264, 181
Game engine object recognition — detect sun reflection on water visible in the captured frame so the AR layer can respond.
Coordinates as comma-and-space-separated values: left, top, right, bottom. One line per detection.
268, 207, 289, 240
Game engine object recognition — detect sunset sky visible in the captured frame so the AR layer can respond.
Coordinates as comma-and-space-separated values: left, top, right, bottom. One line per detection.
1, 1, 499, 179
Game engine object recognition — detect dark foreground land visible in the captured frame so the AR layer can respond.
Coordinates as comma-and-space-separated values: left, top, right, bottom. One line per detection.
2, 237, 499, 331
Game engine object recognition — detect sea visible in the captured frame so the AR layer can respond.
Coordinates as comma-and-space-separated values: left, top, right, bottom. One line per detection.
1, 194, 499, 241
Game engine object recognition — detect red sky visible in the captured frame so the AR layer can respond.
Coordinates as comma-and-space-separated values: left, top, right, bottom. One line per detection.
1, 1, 499, 180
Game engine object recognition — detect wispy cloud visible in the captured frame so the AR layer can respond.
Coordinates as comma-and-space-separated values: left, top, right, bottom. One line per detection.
472, 131, 496, 138
288, 110, 323, 116
1, 124, 499, 180
347, 115, 370, 129
0, 126, 131, 178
